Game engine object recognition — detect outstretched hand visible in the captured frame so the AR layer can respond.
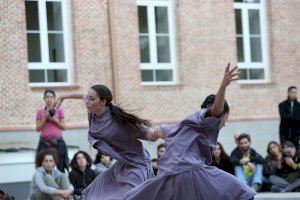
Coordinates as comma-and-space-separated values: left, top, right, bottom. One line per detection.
221, 63, 239, 88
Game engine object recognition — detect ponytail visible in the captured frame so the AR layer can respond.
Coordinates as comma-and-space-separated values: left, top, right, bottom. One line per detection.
91, 85, 152, 132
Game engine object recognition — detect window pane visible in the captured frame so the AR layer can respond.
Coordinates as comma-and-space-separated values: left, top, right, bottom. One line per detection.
46, 2, 63, 31
140, 36, 150, 63
235, 9, 242, 34
157, 36, 170, 63
156, 70, 173, 81
138, 6, 148, 33
235, 0, 260, 3
25, 1, 39, 30
29, 70, 45, 82
155, 7, 169, 34
249, 10, 260, 34
48, 34, 65, 62
237, 37, 244, 62
239, 69, 248, 80
250, 37, 262, 62
141, 70, 154, 82
250, 69, 264, 79
245, 0, 260, 3
47, 69, 67, 82
27, 33, 41, 62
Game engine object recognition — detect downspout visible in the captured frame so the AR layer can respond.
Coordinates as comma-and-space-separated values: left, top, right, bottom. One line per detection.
107, 0, 119, 104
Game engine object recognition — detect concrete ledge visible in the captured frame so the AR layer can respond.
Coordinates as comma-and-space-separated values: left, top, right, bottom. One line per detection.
255, 192, 300, 200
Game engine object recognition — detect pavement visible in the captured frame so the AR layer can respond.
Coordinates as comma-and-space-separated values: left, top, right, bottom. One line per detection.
255, 192, 300, 200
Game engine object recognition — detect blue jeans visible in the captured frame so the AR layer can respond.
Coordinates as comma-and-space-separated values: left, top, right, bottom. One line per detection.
234, 164, 263, 186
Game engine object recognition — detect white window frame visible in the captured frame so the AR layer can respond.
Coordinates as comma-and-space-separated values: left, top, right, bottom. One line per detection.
137, 0, 177, 85
234, 0, 269, 84
26, 0, 73, 87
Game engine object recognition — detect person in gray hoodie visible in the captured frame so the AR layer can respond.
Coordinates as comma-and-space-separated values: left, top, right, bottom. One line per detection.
28, 148, 73, 200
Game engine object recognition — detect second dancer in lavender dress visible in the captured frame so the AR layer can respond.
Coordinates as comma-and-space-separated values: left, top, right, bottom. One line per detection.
121, 63, 256, 200
55, 85, 159, 200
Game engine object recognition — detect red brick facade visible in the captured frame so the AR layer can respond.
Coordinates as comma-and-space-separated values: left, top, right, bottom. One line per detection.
1, 0, 299, 131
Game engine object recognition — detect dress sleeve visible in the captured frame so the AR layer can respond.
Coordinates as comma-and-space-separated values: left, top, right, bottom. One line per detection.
159, 123, 180, 138
194, 108, 221, 129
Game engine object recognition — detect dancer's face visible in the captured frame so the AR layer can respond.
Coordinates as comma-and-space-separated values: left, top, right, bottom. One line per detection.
219, 113, 229, 130
86, 89, 106, 115
42, 155, 55, 172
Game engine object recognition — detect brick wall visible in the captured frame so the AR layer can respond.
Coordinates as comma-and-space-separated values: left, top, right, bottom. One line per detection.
0, 0, 299, 131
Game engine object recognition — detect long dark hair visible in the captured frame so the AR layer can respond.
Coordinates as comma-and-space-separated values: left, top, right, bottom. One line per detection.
70, 151, 93, 170
201, 94, 229, 115
91, 85, 152, 131
94, 152, 112, 165
213, 142, 230, 161
267, 141, 282, 161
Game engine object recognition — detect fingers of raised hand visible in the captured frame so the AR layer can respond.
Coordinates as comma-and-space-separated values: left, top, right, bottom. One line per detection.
229, 65, 238, 74
225, 62, 230, 73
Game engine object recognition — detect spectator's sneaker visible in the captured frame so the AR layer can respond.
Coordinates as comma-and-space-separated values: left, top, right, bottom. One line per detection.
271, 185, 285, 193
251, 183, 261, 192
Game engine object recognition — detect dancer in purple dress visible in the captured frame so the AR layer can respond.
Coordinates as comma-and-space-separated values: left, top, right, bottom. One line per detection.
55, 85, 159, 200
121, 63, 256, 200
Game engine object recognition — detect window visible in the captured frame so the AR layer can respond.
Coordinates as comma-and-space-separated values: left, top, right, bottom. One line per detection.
234, 0, 269, 82
137, 0, 176, 85
25, 0, 72, 86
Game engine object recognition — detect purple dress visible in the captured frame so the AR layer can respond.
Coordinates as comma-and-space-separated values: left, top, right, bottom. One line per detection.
82, 107, 154, 199
121, 108, 256, 200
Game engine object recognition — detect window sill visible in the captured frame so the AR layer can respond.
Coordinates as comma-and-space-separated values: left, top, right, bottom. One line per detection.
238, 79, 272, 85
30, 85, 81, 91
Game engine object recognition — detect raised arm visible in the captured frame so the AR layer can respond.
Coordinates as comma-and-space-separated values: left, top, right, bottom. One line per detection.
54, 94, 85, 108
209, 63, 239, 117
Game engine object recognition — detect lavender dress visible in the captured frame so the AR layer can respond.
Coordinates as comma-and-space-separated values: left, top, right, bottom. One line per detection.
82, 107, 154, 199
121, 108, 256, 200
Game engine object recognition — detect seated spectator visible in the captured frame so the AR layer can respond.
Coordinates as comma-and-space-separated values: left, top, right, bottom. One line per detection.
94, 152, 113, 175
28, 148, 73, 200
69, 151, 96, 198
151, 143, 165, 176
262, 141, 283, 190
234, 132, 241, 146
0, 189, 14, 200
270, 141, 300, 192
230, 133, 264, 192
212, 142, 234, 174
231, 132, 241, 156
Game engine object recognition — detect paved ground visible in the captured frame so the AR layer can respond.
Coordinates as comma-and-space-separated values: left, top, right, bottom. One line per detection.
255, 192, 300, 200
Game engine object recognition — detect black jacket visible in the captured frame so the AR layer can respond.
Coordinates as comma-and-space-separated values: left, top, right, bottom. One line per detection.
230, 147, 265, 167
279, 99, 300, 135
278, 151, 300, 178
69, 168, 96, 195
212, 156, 234, 175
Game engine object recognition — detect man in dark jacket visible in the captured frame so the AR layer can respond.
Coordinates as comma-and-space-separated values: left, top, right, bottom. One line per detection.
230, 133, 264, 192
279, 86, 300, 150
